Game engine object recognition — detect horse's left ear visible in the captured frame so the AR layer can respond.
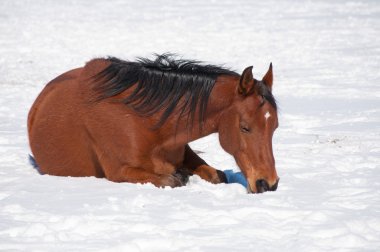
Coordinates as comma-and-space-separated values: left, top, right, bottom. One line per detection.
238, 66, 254, 96
262, 63, 273, 90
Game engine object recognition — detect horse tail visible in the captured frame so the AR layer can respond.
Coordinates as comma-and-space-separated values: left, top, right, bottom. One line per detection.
29, 154, 43, 174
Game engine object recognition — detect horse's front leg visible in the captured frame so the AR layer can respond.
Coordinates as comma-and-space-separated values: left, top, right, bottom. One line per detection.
183, 144, 227, 184
105, 166, 186, 188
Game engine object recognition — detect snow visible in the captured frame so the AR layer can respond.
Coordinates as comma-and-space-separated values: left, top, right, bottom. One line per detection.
1, 0, 380, 251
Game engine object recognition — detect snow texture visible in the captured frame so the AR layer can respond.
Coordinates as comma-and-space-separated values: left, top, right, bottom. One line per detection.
1, 0, 380, 251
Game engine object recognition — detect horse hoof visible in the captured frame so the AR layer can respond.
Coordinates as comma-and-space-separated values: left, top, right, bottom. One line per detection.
160, 174, 186, 188
216, 170, 228, 183
174, 170, 190, 185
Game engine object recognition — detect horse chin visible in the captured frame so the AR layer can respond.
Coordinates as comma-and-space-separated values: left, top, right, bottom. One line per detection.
246, 183, 269, 194
246, 182, 257, 194
247, 184, 255, 194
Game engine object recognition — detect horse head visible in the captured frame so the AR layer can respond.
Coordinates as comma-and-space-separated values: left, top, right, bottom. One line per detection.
219, 64, 279, 193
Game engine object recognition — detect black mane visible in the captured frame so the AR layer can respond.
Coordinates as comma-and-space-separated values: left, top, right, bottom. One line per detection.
94, 53, 239, 128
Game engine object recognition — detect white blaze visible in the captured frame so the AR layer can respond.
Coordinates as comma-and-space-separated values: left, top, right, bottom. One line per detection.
265, 111, 271, 120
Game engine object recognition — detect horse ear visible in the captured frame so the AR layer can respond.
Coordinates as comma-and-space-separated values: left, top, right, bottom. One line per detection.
238, 66, 254, 96
262, 63, 273, 90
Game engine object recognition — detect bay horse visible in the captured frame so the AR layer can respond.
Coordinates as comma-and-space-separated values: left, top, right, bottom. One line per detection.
28, 54, 279, 193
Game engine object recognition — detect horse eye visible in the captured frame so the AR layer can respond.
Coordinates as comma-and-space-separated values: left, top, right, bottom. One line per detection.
240, 125, 250, 133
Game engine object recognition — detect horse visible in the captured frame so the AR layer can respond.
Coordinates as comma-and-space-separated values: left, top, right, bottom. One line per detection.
28, 54, 279, 193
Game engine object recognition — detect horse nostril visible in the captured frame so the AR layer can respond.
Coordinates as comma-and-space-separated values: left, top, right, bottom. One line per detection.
256, 179, 270, 193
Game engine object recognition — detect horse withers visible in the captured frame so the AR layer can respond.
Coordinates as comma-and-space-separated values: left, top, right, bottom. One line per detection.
28, 54, 279, 193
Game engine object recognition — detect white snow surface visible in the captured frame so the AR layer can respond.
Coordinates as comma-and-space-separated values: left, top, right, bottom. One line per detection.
1, 0, 380, 251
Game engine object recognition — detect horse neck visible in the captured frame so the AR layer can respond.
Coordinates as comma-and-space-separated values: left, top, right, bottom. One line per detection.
171, 75, 238, 143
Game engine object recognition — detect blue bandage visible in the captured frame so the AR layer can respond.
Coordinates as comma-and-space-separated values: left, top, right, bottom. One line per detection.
224, 170, 247, 188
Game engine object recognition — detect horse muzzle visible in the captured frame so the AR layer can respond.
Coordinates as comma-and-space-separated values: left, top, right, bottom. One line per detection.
247, 178, 279, 194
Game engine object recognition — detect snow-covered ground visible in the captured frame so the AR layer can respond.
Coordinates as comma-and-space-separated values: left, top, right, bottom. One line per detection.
1, 0, 380, 251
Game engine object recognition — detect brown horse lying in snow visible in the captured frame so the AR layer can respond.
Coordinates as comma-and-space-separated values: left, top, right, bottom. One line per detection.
28, 54, 279, 193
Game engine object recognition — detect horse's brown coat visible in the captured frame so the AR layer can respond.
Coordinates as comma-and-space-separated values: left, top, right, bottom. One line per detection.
28, 56, 279, 193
